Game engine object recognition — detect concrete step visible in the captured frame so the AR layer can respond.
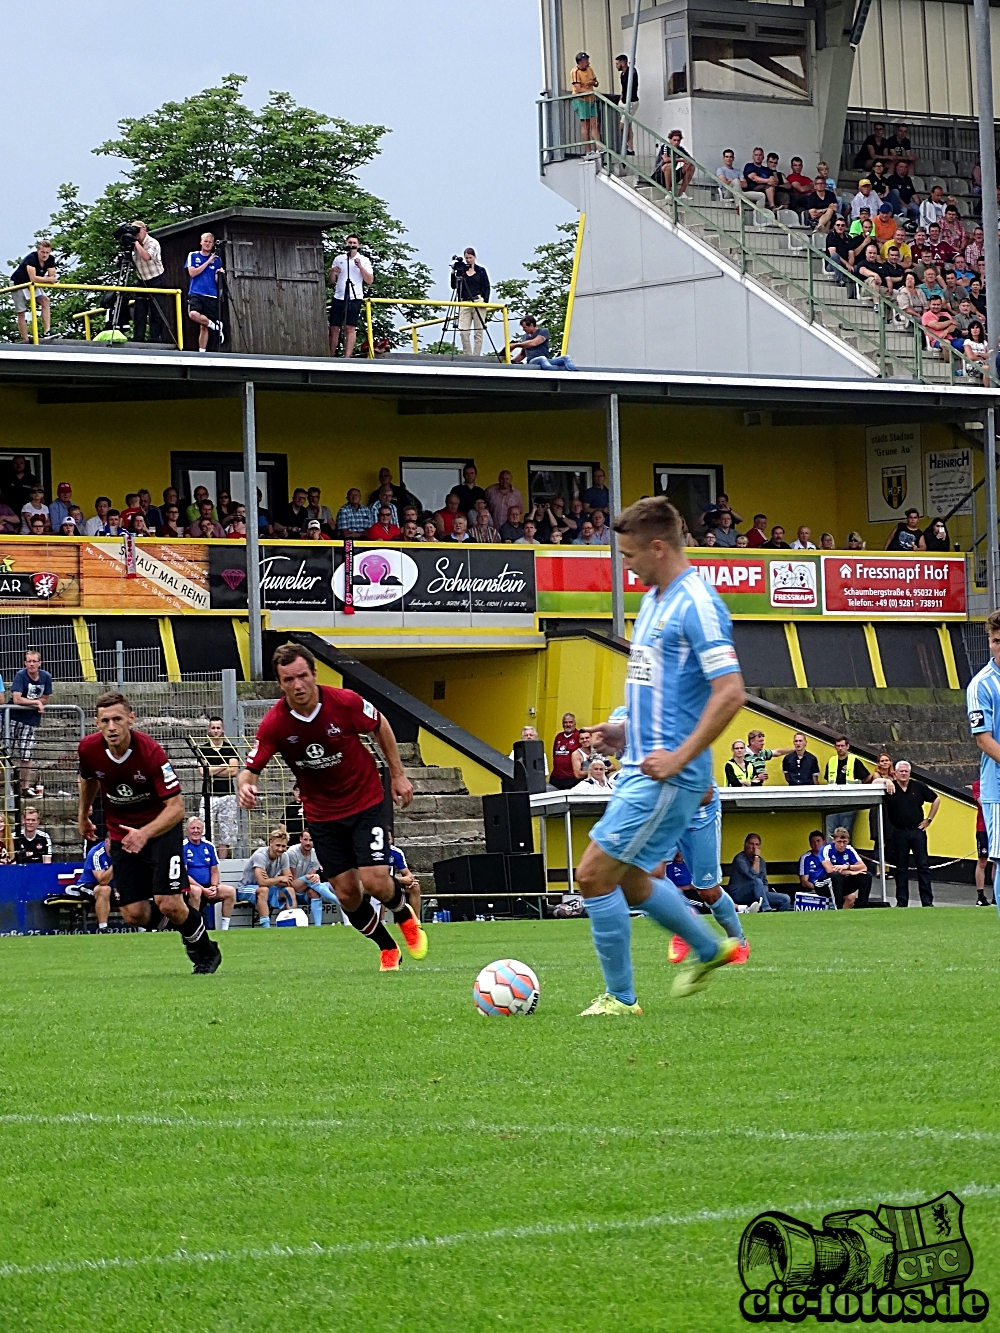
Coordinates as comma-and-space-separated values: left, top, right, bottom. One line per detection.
402, 837, 487, 874
394, 816, 483, 840
404, 793, 481, 820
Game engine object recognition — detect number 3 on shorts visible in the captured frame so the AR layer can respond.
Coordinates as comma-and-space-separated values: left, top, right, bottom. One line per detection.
168, 854, 181, 882
370, 826, 384, 853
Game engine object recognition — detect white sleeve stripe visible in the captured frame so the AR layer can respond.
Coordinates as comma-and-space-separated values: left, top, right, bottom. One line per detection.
687, 575, 724, 641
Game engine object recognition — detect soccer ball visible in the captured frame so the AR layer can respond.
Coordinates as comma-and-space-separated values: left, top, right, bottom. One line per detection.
473, 959, 540, 1016
275, 908, 309, 927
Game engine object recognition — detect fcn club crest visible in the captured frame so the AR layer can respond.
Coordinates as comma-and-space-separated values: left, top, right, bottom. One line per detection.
882, 466, 907, 509
877, 1193, 973, 1293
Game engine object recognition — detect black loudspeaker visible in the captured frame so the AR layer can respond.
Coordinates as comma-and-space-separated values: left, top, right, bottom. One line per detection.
483, 792, 534, 855
508, 739, 547, 794
433, 853, 508, 897
504, 853, 546, 895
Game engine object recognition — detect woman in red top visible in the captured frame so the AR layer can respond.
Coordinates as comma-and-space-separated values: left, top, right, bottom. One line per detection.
550, 713, 581, 790
366, 504, 401, 541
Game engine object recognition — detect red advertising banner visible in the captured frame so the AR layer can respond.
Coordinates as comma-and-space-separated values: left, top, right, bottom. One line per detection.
822, 556, 966, 616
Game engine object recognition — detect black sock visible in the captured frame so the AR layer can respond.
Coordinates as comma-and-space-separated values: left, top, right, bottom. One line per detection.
345, 897, 398, 953
384, 882, 415, 926
179, 906, 209, 952
147, 902, 166, 932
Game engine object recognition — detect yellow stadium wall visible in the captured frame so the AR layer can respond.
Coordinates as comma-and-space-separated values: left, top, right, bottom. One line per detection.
0, 385, 977, 552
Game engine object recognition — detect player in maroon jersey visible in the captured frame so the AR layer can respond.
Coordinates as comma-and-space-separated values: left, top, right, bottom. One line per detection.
237, 643, 428, 970
78, 692, 222, 974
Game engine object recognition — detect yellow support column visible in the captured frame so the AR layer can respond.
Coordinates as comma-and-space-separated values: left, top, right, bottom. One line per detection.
937, 624, 961, 690
233, 619, 251, 681
863, 623, 887, 688
73, 618, 97, 683
783, 622, 808, 687
159, 617, 181, 683
561, 213, 586, 356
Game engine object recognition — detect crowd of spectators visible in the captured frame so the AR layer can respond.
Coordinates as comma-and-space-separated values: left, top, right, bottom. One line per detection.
685, 493, 953, 552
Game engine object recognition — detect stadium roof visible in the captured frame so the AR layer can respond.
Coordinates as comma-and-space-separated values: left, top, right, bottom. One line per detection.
0, 343, 992, 420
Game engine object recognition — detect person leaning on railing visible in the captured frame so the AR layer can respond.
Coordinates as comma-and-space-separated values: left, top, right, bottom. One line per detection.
10, 239, 57, 342
570, 52, 600, 152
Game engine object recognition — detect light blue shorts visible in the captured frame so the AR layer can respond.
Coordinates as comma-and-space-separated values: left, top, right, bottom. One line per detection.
676, 787, 722, 890
983, 802, 1000, 860
237, 885, 260, 903
589, 770, 705, 873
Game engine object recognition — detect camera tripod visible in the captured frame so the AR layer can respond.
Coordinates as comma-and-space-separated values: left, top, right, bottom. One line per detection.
103, 248, 135, 335
440, 259, 503, 360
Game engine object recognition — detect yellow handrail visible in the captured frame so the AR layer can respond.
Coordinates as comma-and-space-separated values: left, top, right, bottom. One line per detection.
0, 281, 184, 348
71, 307, 108, 342
360, 297, 512, 362
561, 212, 586, 356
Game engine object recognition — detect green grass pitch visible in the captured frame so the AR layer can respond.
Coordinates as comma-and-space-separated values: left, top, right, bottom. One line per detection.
1, 910, 998, 1332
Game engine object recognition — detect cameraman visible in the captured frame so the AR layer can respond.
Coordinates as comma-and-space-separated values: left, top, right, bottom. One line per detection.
185, 232, 224, 352
329, 234, 373, 358
450, 248, 490, 357
129, 221, 167, 344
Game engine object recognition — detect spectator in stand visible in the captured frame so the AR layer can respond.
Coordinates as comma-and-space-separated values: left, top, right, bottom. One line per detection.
48, 483, 74, 530
366, 505, 401, 541
401, 517, 421, 541
825, 216, 853, 282
762, 525, 791, 549
186, 232, 224, 351
510, 315, 579, 371
303, 487, 333, 530
662, 128, 696, 198
96, 510, 122, 537
162, 485, 180, 514
157, 504, 184, 538
187, 499, 225, 539
725, 738, 755, 786
791, 525, 815, 549
516, 520, 540, 544
819, 532, 836, 550
926, 224, 956, 269
964, 225, 986, 270
942, 204, 967, 254
334, 488, 370, 538
921, 296, 958, 352
538, 496, 572, 543
445, 513, 471, 543
880, 246, 906, 295
885, 767, 938, 911
785, 157, 814, 212
960, 322, 989, 381
743, 147, 776, 210
728, 833, 791, 912
472, 510, 501, 543
746, 729, 793, 784
328, 234, 373, 358
582, 468, 609, 515
919, 184, 947, 230
11, 647, 51, 799
745, 515, 768, 547
280, 488, 310, 535
941, 270, 964, 312
881, 226, 913, 266
847, 531, 865, 549
26, 515, 45, 536
798, 830, 833, 900
711, 511, 739, 546
79, 836, 114, 931
435, 492, 462, 536
783, 731, 820, 785
717, 148, 766, 208
10, 240, 58, 342
468, 497, 495, 529
855, 242, 889, 300
184, 486, 213, 525
289, 829, 338, 926
499, 506, 524, 543
702, 493, 743, 529
3, 456, 36, 513
237, 827, 293, 927
701, 531, 718, 546
766, 154, 790, 209
885, 160, 919, 221
367, 468, 422, 515
851, 179, 876, 219
874, 204, 897, 246
804, 176, 839, 233
183, 816, 236, 929
823, 736, 868, 841
854, 122, 890, 169
225, 505, 248, 539
120, 493, 143, 529
0, 494, 20, 534
369, 486, 399, 528
820, 827, 872, 908
570, 51, 600, 152
485, 471, 524, 529
572, 519, 598, 545
136, 488, 162, 531
589, 509, 610, 544
283, 783, 306, 841
451, 464, 486, 515
126, 513, 152, 537
197, 716, 240, 858
970, 278, 987, 320
896, 272, 927, 323
550, 714, 581, 790
421, 517, 440, 542
885, 508, 927, 552
20, 487, 49, 533
886, 122, 916, 167
16, 806, 52, 863
918, 265, 946, 303
564, 496, 586, 537
735, 534, 749, 547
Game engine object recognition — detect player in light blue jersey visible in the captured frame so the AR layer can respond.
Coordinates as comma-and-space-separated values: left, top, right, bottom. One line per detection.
575, 497, 747, 1014
967, 610, 1000, 924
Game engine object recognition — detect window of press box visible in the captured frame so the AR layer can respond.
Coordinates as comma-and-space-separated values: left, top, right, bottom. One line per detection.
664, 17, 688, 97
688, 15, 809, 102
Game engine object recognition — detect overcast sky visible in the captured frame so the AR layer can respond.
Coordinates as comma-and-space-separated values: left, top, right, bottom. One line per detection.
2, 0, 574, 297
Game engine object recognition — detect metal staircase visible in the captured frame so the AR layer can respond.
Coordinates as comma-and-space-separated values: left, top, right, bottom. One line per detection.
539, 93, 989, 386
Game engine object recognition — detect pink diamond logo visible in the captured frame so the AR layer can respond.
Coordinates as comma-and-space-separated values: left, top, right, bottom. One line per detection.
221, 568, 246, 591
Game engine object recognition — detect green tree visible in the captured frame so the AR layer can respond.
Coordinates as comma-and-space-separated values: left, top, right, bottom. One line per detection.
25, 74, 430, 346
496, 221, 578, 351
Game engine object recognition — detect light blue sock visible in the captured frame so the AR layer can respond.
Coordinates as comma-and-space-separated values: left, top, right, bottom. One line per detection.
709, 889, 744, 943
584, 888, 636, 1005
310, 897, 323, 926
642, 877, 723, 963
317, 883, 337, 904
259, 914, 270, 928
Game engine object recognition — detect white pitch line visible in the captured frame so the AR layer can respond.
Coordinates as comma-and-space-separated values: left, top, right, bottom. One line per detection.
2, 1182, 999, 1283
2, 1112, 1000, 1146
